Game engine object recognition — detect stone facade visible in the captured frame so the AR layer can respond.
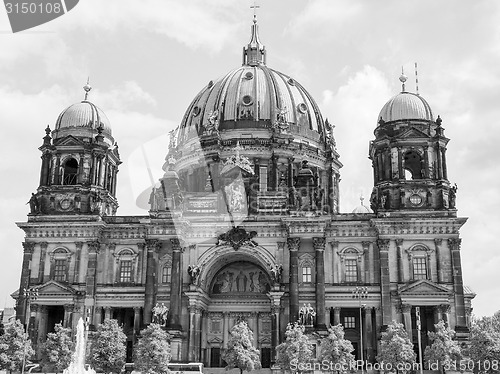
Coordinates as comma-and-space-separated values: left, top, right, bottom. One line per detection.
15, 19, 474, 368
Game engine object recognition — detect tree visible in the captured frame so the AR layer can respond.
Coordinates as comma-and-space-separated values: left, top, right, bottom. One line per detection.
466, 311, 500, 374
134, 323, 171, 374
89, 319, 127, 374
376, 321, 416, 374
424, 320, 462, 373
40, 323, 75, 373
318, 324, 355, 374
0, 320, 35, 373
275, 322, 314, 373
222, 321, 261, 374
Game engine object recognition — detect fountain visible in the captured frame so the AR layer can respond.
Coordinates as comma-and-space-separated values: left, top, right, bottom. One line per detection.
63, 318, 96, 374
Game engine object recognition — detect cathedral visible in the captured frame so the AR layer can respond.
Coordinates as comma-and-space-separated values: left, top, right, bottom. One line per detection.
15, 17, 474, 368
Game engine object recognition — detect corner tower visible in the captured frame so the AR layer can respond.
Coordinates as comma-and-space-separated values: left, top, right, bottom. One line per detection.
369, 74, 455, 214
32, 83, 121, 217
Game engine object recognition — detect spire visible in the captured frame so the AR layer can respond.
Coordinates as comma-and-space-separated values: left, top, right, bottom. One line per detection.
83, 77, 92, 101
243, 4, 266, 66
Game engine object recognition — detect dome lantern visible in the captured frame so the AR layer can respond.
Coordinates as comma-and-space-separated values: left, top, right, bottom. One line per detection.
242, 17, 266, 66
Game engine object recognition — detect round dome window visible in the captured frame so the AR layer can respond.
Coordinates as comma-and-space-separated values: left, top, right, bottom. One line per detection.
242, 95, 253, 106
192, 106, 201, 116
288, 78, 295, 86
245, 71, 254, 80
297, 103, 308, 114
409, 194, 423, 206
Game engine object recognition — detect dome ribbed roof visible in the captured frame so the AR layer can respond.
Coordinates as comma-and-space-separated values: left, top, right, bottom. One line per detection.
54, 100, 112, 139
378, 92, 434, 123
177, 19, 327, 145
178, 65, 326, 142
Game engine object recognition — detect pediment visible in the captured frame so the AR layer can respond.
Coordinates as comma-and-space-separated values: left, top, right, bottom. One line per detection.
399, 127, 430, 139
37, 280, 76, 296
207, 336, 223, 344
399, 280, 451, 295
54, 135, 84, 146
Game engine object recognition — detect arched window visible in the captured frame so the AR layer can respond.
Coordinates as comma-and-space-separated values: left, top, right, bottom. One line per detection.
299, 254, 315, 284
403, 150, 423, 180
63, 158, 79, 185
337, 247, 364, 283
114, 248, 137, 284
406, 244, 433, 281
50, 247, 71, 282
162, 265, 172, 284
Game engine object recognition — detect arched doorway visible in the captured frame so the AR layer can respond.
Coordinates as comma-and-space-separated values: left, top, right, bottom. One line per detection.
203, 260, 273, 370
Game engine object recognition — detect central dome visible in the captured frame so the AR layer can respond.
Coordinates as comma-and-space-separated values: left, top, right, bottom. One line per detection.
177, 19, 327, 146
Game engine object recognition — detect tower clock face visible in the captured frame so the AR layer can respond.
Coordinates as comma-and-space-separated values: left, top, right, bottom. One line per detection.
409, 194, 423, 206
60, 199, 71, 210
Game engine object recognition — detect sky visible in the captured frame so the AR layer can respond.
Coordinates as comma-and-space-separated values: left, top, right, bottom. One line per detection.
0, 0, 498, 318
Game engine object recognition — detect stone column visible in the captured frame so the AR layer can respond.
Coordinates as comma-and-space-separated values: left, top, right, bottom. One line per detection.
395, 239, 403, 283
397, 147, 403, 179
401, 304, 412, 333
63, 304, 74, 328
436, 144, 443, 179
104, 307, 112, 320
16, 241, 35, 325
423, 146, 429, 178
168, 238, 183, 330
268, 291, 284, 363
287, 238, 300, 323
325, 307, 331, 328
313, 237, 326, 330
194, 307, 203, 362
333, 307, 341, 326
133, 307, 141, 334
434, 239, 442, 283
73, 242, 83, 284
223, 312, 229, 349
448, 238, 468, 334
438, 304, 451, 327
364, 307, 374, 363
38, 242, 47, 283
94, 306, 102, 326
442, 148, 448, 180
186, 304, 204, 362
85, 241, 100, 299
377, 239, 392, 327
144, 239, 159, 324
39, 153, 51, 186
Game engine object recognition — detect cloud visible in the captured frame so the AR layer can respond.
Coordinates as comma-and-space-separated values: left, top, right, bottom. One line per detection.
321, 65, 392, 211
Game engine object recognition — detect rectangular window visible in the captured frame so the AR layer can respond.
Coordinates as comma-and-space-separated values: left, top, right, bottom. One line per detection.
413, 257, 427, 280
343, 316, 356, 329
54, 259, 66, 281
119, 260, 133, 283
162, 266, 171, 284
345, 259, 358, 282
259, 166, 268, 192
211, 320, 221, 332
302, 266, 312, 283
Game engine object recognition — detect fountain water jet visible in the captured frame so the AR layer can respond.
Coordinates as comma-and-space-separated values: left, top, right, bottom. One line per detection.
63, 318, 96, 374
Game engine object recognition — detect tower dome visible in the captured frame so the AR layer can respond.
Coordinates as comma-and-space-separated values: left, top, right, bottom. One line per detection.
378, 74, 433, 124
52, 83, 113, 142
378, 91, 434, 123
177, 19, 328, 147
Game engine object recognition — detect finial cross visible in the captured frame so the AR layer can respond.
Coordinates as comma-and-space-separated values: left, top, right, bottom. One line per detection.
250, 0, 260, 21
